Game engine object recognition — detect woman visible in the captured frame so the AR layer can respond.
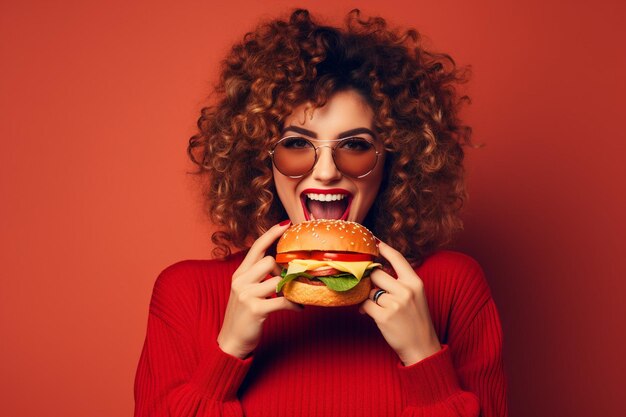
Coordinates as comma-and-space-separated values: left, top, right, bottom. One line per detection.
134, 9, 508, 417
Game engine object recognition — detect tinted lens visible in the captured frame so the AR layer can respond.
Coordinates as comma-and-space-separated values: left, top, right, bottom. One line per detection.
333, 138, 378, 177
272, 137, 316, 177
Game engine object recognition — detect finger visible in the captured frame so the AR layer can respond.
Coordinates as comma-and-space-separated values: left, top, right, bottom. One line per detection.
248, 276, 282, 297
368, 268, 404, 294
368, 287, 392, 308
236, 256, 279, 285
271, 263, 283, 277
235, 221, 291, 276
359, 298, 383, 317
259, 296, 304, 314
377, 240, 420, 283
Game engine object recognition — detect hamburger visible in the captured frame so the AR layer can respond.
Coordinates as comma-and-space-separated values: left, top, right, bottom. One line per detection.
275, 219, 380, 306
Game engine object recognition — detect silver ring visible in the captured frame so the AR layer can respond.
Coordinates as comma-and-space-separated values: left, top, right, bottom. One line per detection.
372, 289, 387, 305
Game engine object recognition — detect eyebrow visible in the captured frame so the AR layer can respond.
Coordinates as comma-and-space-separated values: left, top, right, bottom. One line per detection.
281, 126, 376, 139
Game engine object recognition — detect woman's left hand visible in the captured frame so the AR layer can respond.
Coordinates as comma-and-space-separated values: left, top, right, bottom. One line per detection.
359, 240, 442, 366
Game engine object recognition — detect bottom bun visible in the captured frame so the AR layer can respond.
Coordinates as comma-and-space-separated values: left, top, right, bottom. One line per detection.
283, 277, 372, 307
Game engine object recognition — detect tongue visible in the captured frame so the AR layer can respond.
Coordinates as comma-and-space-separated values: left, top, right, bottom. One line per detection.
307, 199, 347, 220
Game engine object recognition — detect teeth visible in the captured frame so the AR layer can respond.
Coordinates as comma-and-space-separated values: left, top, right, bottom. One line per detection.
306, 193, 347, 202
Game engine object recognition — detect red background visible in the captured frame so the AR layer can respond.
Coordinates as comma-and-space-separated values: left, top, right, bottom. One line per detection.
1, 0, 624, 416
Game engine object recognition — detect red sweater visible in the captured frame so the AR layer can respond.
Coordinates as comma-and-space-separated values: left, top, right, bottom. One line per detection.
134, 250, 508, 417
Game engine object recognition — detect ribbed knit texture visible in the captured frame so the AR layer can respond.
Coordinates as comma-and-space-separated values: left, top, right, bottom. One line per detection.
134, 250, 508, 417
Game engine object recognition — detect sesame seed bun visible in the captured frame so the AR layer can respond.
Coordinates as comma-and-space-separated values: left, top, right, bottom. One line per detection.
277, 219, 379, 256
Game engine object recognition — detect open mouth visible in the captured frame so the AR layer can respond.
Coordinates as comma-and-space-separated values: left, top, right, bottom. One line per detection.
301, 189, 352, 221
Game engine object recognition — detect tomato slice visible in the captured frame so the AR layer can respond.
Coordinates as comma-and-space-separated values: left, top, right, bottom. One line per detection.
308, 267, 342, 277
309, 251, 374, 262
275, 251, 311, 264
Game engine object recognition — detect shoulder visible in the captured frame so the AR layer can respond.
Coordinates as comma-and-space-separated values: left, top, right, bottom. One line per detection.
152, 251, 246, 297
418, 250, 485, 283
417, 250, 492, 308
419, 249, 482, 273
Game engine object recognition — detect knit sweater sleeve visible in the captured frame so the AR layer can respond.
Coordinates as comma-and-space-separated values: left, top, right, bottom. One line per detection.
396, 254, 508, 417
134, 260, 253, 417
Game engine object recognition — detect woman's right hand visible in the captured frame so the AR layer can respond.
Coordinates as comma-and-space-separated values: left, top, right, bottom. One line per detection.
217, 221, 303, 359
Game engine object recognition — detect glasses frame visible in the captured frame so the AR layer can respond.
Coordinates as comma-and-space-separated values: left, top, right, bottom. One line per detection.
268, 135, 381, 179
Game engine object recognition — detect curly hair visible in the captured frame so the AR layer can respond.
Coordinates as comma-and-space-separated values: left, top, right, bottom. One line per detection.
188, 8, 473, 263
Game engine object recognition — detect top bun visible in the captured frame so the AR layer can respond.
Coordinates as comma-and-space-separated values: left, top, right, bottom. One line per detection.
277, 220, 379, 256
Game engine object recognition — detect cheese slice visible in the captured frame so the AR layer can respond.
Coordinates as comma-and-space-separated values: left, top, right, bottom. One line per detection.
286, 259, 381, 281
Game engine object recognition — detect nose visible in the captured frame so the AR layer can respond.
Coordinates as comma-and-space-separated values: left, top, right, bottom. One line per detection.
311, 146, 342, 183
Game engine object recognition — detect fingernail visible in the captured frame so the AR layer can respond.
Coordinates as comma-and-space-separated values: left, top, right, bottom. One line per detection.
279, 219, 291, 226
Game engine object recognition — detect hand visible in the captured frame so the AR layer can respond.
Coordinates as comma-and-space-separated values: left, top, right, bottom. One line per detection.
217, 221, 303, 359
359, 240, 442, 366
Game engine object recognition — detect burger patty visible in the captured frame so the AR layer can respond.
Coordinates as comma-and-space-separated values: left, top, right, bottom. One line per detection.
294, 267, 342, 286
307, 266, 342, 276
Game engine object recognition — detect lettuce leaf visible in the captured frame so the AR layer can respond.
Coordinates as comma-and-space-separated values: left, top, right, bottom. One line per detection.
276, 271, 313, 293
317, 274, 360, 291
276, 269, 372, 293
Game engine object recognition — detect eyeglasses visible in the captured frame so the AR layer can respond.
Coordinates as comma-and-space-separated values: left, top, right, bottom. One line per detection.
269, 136, 381, 179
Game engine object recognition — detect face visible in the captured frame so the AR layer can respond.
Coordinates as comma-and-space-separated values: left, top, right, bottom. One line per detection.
272, 89, 386, 224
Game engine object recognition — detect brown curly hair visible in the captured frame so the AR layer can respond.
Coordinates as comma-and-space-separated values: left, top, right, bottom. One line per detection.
188, 8, 473, 263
